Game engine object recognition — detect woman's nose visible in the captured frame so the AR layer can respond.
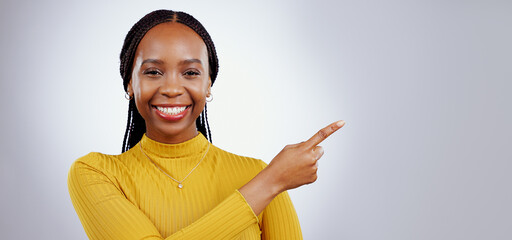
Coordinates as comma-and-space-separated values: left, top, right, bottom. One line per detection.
159, 74, 184, 97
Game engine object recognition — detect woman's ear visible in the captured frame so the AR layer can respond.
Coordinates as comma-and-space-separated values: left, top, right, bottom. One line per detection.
127, 80, 133, 94
207, 78, 212, 95
125, 80, 135, 100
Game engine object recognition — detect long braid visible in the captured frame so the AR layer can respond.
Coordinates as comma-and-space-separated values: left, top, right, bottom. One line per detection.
195, 103, 212, 143
203, 103, 212, 141
120, 10, 218, 152
121, 101, 133, 152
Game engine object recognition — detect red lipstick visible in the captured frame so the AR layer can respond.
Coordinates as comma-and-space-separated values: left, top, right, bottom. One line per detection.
153, 105, 190, 121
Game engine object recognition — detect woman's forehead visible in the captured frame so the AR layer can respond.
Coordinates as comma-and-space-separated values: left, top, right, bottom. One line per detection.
135, 22, 208, 62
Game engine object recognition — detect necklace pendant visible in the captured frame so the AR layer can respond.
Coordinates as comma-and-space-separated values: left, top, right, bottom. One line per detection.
178, 183, 183, 189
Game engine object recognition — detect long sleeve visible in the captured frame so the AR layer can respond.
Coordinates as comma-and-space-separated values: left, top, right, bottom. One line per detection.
69, 134, 303, 239
260, 191, 303, 239
68, 160, 259, 240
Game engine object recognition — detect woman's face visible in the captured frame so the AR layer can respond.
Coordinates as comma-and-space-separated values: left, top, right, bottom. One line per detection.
128, 22, 211, 144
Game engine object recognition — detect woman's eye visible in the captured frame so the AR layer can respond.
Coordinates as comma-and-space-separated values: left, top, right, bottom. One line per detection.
184, 70, 200, 77
143, 69, 162, 76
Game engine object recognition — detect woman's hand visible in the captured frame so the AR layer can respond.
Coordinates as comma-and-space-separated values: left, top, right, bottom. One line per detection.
239, 120, 345, 215
266, 120, 346, 192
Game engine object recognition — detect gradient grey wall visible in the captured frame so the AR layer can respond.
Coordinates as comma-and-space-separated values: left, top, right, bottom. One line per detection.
1, 0, 510, 239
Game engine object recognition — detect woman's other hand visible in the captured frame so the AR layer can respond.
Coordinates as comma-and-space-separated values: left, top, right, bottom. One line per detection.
239, 120, 345, 215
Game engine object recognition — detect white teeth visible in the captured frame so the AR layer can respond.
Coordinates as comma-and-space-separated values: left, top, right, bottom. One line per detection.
156, 106, 187, 115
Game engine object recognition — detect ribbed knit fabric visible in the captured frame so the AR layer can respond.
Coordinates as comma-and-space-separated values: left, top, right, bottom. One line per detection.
68, 133, 302, 239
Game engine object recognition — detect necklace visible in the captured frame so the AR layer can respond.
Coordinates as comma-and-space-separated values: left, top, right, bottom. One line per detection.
139, 142, 210, 189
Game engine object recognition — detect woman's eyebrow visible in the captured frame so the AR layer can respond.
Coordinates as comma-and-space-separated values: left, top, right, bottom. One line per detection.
141, 58, 164, 65
181, 59, 202, 65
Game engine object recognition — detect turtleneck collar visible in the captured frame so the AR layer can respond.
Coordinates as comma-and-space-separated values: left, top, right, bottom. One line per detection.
138, 133, 209, 159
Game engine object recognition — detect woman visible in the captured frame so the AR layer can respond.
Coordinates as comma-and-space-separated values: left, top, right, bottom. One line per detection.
68, 9, 344, 239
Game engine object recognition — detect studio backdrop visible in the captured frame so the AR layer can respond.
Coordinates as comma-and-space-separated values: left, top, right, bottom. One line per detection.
0, 0, 511, 239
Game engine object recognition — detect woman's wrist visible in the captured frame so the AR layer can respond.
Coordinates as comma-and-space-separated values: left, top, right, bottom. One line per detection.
258, 166, 284, 197
239, 166, 283, 216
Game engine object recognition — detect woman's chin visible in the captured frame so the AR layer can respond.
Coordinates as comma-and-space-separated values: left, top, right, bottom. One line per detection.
146, 123, 198, 144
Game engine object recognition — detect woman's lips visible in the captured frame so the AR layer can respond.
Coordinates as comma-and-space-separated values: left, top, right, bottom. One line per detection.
153, 105, 190, 121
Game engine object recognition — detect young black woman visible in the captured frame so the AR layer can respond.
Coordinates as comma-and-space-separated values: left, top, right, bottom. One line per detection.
68, 10, 345, 239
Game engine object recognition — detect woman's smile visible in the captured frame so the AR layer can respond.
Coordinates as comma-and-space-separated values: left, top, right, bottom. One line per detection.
153, 105, 191, 121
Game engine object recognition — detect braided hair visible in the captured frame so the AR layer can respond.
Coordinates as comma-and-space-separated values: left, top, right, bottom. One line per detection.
119, 10, 219, 152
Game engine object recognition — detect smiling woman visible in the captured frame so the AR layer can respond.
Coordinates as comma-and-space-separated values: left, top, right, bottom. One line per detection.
67, 9, 344, 240
128, 22, 211, 144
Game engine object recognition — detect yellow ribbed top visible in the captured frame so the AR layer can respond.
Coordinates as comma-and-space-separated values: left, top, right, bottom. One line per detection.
68, 133, 302, 239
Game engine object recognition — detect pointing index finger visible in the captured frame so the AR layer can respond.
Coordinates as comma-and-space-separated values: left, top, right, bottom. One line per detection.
304, 120, 345, 149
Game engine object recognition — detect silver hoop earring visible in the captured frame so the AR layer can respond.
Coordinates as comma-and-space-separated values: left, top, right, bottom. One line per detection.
125, 92, 133, 100
206, 93, 213, 102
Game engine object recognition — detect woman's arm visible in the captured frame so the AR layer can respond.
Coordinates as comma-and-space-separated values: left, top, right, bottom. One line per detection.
68, 161, 258, 240
260, 191, 302, 239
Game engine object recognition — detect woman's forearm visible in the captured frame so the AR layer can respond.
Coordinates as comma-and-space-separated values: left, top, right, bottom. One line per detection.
239, 167, 282, 215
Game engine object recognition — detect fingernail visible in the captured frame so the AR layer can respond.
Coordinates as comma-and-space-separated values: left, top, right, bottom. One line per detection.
336, 120, 345, 127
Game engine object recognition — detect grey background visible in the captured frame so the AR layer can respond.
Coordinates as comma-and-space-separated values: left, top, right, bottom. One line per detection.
1, 0, 511, 239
